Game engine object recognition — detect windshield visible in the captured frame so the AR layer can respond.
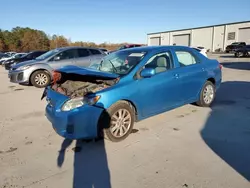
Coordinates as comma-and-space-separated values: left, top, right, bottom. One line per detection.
14, 53, 25, 58
118, 46, 126, 50
89, 50, 146, 75
35, 49, 62, 60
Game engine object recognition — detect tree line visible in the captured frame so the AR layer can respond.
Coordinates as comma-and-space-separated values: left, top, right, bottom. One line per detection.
0, 27, 133, 52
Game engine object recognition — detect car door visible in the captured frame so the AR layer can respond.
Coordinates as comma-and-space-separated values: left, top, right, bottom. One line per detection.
48, 49, 78, 69
136, 50, 183, 117
74, 48, 92, 67
173, 49, 207, 102
88, 48, 105, 63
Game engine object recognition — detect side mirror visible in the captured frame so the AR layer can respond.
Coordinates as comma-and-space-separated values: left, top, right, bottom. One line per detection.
140, 68, 155, 78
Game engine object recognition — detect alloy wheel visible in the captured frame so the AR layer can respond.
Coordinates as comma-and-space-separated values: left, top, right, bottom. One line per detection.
203, 85, 214, 104
34, 73, 48, 86
110, 109, 132, 138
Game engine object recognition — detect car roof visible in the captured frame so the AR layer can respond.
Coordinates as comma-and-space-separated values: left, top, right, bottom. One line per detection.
119, 45, 193, 53
56, 46, 101, 51
30, 50, 47, 53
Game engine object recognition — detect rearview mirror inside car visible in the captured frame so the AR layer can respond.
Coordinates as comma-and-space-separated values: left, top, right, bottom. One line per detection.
140, 68, 155, 78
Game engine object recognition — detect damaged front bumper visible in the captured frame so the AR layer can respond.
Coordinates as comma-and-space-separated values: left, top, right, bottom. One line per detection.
45, 88, 104, 139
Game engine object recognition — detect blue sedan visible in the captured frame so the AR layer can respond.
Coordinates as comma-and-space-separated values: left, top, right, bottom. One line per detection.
44, 46, 222, 142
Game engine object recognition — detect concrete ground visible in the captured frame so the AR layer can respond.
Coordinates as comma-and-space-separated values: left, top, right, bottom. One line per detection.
0, 54, 249, 188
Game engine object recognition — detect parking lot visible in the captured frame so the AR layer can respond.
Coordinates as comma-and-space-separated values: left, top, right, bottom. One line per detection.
0, 53, 249, 188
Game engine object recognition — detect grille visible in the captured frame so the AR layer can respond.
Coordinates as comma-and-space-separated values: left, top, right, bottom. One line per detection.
17, 72, 23, 81
10, 75, 14, 81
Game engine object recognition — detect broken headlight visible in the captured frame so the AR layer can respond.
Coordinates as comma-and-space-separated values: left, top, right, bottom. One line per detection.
61, 96, 100, 111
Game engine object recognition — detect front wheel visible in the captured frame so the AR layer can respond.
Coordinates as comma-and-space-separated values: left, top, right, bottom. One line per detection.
98, 101, 135, 142
196, 81, 215, 107
30, 70, 51, 88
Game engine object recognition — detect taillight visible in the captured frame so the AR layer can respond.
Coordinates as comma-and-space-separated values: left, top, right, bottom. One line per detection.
219, 64, 223, 69
52, 71, 61, 83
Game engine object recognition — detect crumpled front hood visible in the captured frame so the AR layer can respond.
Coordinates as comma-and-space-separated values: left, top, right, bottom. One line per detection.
12, 59, 41, 69
56, 65, 120, 79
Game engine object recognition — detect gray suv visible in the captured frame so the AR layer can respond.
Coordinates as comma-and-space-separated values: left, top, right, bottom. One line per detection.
8, 47, 105, 88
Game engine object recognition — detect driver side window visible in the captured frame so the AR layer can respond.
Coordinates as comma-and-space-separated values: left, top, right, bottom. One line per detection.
145, 52, 173, 74
52, 49, 78, 61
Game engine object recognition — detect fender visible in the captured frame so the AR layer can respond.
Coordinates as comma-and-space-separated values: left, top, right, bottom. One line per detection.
28, 63, 54, 79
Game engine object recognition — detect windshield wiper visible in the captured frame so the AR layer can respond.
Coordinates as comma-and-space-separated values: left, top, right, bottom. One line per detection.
99, 59, 118, 73
109, 60, 117, 73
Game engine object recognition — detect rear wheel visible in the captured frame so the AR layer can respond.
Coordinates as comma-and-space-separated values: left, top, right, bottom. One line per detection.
98, 101, 135, 142
30, 70, 51, 88
243, 52, 249, 57
235, 51, 243, 57
196, 81, 215, 107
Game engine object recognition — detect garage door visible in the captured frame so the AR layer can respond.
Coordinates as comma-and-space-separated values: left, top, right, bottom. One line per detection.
238, 28, 250, 44
173, 34, 190, 46
150, 37, 160, 46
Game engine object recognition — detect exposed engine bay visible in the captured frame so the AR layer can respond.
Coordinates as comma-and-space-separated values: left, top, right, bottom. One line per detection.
51, 72, 119, 98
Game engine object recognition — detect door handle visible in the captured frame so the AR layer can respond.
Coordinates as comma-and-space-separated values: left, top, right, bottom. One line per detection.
174, 73, 179, 79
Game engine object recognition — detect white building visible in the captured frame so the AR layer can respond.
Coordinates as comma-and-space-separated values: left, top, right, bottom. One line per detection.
147, 21, 250, 52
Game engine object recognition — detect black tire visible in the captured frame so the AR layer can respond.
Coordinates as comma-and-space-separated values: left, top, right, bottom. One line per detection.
196, 81, 215, 107
30, 70, 51, 88
235, 51, 244, 58
98, 101, 135, 142
235, 52, 240, 57
243, 52, 248, 57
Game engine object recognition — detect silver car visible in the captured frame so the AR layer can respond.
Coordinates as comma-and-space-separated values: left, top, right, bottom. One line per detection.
8, 47, 105, 88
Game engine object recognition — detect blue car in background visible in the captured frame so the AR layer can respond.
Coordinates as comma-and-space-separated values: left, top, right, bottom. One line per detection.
44, 46, 222, 142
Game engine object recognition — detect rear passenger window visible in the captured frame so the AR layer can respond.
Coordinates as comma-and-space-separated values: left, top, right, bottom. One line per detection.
175, 51, 197, 67
55, 49, 79, 60
89, 49, 101, 55
78, 49, 90, 57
